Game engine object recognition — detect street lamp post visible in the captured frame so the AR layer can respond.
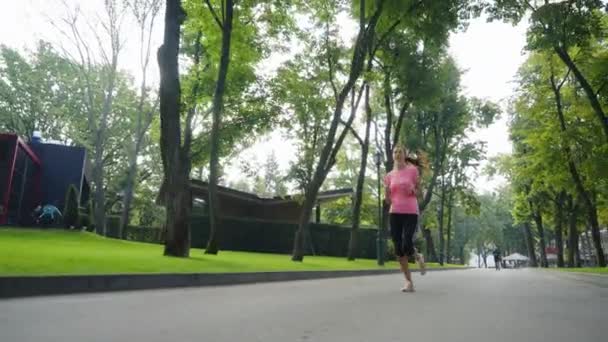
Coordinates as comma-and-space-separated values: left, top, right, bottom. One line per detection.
375, 151, 385, 266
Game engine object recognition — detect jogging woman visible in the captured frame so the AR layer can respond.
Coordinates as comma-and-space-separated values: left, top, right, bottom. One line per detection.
384, 146, 426, 292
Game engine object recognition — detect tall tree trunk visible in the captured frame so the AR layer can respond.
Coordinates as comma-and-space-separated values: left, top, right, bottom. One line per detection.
293, 0, 385, 261
293, 178, 323, 260
120, 123, 148, 238
445, 194, 454, 264
120, 117, 153, 237
93, 58, 118, 236
567, 196, 578, 268
523, 222, 538, 267
158, 0, 190, 257
347, 84, 372, 261
422, 227, 437, 262
437, 176, 446, 266
551, 72, 606, 267
206, 0, 235, 255
585, 204, 606, 267
93, 170, 106, 236
554, 192, 565, 268
459, 246, 465, 265
532, 207, 549, 268
120, 157, 137, 238
554, 46, 608, 142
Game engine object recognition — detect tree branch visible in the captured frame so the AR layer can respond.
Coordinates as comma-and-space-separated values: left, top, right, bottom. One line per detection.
205, 0, 224, 29
383, 72, 393, 162
221, 0, 226, 23
524, 0, 538, 12
325, 83, 366, 173
596, 79, 608, 97
555, 64, 572, 91
183, 30, 204, 156
340, 119, 364, 146
391, 100, 409, 149
325, 20, 339, 101
372, 0, 423, 55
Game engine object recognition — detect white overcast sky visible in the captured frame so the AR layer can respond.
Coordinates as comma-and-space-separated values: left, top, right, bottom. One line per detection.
0, 0, 529, 193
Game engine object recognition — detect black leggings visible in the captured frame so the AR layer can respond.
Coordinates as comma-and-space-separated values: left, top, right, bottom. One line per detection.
390, 213, 418, 258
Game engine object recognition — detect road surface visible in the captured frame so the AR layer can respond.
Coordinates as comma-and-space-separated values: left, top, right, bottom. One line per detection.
1, 269, 606, 342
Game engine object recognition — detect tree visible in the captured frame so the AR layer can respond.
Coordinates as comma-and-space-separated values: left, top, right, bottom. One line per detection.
489, 154, 539, 267
205, 0, 235, 255
230, 179, 251, 193
119, 0, 162, 239
438, 141, 485, 264
347, 84, 373, 261
181, 0, 293, 254
504, 46, 608, 267
157, 0, 191, 257
275, 54, 333, 195
321, 138, 380, 227
289, 0, 487, 261
566, 195, 581, 268
547, 59, 606, 267
291, 0, 386, 261
393, 57, 497, 263
51, 0, 126, 236
522, 55, 608, 265
0, 43, 141, 221
263, 152, 288, 197
552, 191, 567, 268
0, 42, 81, 141
486, 0, 608, 141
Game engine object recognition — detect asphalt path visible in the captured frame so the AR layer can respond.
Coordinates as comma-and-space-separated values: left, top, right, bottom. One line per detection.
1, 269, 606, 342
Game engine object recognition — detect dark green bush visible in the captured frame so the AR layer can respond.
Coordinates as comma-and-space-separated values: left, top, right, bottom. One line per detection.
63, 185, 79, 229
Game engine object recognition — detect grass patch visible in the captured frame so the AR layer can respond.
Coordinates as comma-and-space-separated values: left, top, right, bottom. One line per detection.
555, 267, 608, 275
0, 228, 463, 276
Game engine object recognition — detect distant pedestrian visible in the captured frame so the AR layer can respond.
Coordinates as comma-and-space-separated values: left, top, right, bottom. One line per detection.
384, 146, 427, 292
493, 249, 502, 271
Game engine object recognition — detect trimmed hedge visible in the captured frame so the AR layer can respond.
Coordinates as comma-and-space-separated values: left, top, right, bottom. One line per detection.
110, 216, 382, 259
106, 215, 121, 238
126, 226, 164, 244
191, 216, 380, 259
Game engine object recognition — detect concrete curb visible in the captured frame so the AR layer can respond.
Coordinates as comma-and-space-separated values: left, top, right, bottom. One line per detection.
0, 267, 467, 298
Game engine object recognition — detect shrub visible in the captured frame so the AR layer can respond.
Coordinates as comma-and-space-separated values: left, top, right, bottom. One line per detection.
63, 185, 79, 229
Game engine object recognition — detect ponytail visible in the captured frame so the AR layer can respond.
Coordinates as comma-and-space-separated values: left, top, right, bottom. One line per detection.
406, 150, 429, 176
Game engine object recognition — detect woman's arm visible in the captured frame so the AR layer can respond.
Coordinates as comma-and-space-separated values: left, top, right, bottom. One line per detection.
384, 173, 391, 205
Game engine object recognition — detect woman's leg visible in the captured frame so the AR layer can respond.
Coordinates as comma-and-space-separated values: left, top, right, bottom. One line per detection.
390, 214, 412, 288
399, 255, 412, 286
401, 214, 418, 290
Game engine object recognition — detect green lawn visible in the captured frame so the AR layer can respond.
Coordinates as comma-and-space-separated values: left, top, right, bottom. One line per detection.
0, 228, 462, 276
555, 267, 608, 275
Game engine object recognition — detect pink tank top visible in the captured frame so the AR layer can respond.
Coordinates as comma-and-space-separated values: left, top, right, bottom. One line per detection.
384, 165, 419, 214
